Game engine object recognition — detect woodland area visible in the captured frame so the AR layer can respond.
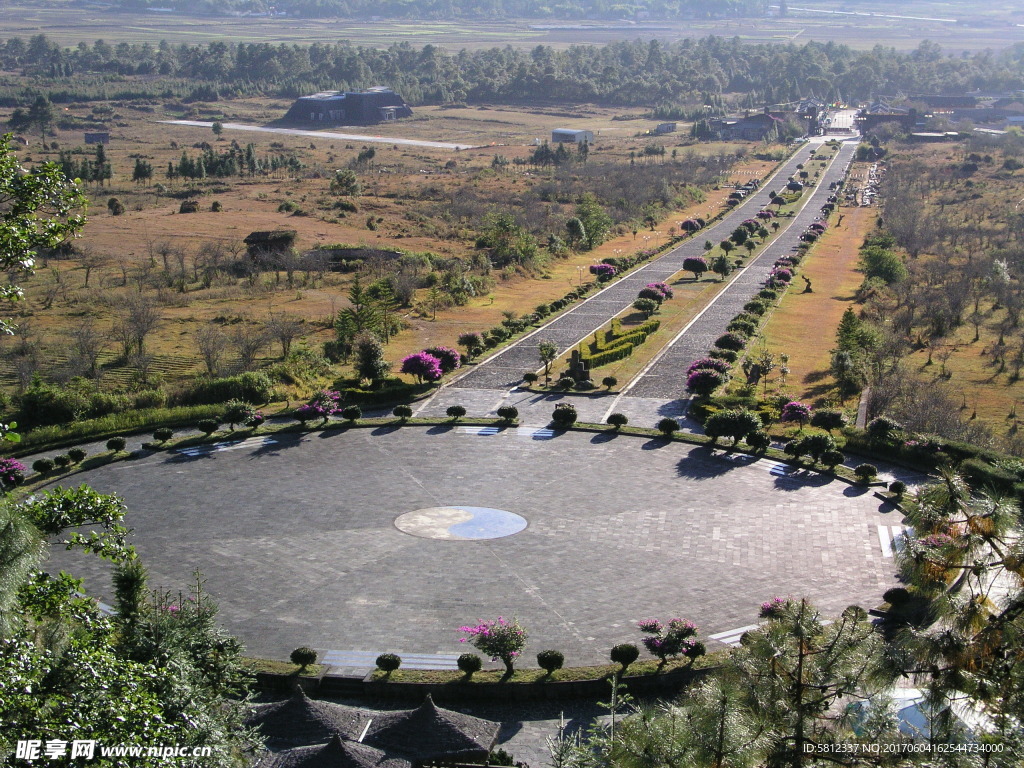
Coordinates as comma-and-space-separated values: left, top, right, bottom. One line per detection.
105, 0, 769, 19
2, 36, 1024, 109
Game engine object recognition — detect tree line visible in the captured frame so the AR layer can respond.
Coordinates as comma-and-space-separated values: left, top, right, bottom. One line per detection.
2, 35, 1024, 109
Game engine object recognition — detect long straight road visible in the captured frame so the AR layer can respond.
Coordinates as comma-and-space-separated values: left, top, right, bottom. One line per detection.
417, 138, 856, 425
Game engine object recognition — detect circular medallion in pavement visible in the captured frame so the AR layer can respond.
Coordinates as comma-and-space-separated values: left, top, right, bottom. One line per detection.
395, 506, 527, 540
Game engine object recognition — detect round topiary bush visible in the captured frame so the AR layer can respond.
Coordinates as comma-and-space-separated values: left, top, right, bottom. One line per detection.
106, 436, 127, 452
290, 646, 318, 671
32, 458, 55, 474
714, 332, 746, 352
610, 643, 640, 669
854, 463, 878, 483
889, 480, 907, 497
551, 403, 577, 428
607, 413, 628, 429
602, 376, 618, 390
708, 349, 739, 363
657, 417, 679, 437
375, 653, 402, 673
341, 405, 362, 423
820, 449, 845, 470
557, 375, 576, 390
392, 404, 413, 420
457, 653, 483, 675
746, 430, 771, 451
197, 419, 219, 436
883, 587, 911, 606
537, 650, 564, 675
523, 372, 539, 385
68, 448, 87, 463
53, 454, 72, 468
496, 405, 519, 422
446, 405, 467, 421
867, 416, 902, 442
153, 427, 174, 443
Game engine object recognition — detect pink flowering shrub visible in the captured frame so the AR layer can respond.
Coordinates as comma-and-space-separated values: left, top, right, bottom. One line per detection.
638, 617, 704, 665
687, 357, 729, 375
759, 596, 790, 619
0, 457, 26, 487
401, 352, 443, 383
458, 617, 528, 676
645, 282, 674, 300
780, 401, 811, 427
686, 368, 726, 397
296, 390, 342, 425
424, 346, 462, 374
589, 263, 617, 280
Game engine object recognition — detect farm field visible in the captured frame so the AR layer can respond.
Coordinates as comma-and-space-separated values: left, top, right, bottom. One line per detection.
3, 0, 1022, 52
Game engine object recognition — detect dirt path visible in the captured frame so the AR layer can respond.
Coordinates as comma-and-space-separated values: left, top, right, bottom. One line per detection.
158, 120, 477, 150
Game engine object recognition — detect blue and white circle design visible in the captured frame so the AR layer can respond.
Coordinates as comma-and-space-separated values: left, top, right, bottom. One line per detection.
395, 506, 527, 540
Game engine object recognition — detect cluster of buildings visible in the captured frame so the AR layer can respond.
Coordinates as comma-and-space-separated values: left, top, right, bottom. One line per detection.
857, 92, 1024, 137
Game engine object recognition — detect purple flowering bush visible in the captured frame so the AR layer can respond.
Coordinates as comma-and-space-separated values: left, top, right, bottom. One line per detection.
458, 617, 528, 676
424, 346, 462, 374
638, 617, 704, 665
645, 282, 674, 300
589, 263, 617, 280
0, 457, 26, 488
780, 401, 811, 428
683, 256, 708, 280
687, 357, 730, 375
686, 368, 726, 397
296, 390, 342, 425
681, 219, 701, 232
756, 209, 776, 220
771, 268, 793, 283
759, 596, 790, 619
401, 351, 444, 383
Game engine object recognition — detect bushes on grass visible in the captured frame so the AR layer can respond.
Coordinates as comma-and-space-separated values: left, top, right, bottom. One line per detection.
68, 448, 87, 463
496, 405, 518, 422
290, 647, 318, 672
197, 418, 220, 436
657, 417, 679, 437
607, 413, 628, 429
392, 404, 413, 421
341, 405, 362, 423
446, 405, 467, 421
177, 372, 273, 406
0, 458, 26, 486
32, 458, 55, 474
610, 643, 640, 671
153, 427, 174, 444
714, 333, 746, 352
686, 368, 726, 397
107, 436, 127, 452
551, 403, 577, 428
854, 463, 878, 482
457, 653, 482, 676
537, 650, 564, 675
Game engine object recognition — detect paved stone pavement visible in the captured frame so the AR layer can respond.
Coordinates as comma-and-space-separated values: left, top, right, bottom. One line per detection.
42, 427, 903, 667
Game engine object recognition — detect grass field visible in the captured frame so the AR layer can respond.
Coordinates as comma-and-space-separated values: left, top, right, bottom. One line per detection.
3, 0, 1021, 52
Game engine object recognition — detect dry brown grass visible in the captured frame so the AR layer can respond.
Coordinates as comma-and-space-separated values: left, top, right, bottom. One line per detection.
759, 204, 876, 405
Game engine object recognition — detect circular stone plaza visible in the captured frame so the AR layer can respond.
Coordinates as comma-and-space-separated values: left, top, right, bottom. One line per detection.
42, 425, 904, 668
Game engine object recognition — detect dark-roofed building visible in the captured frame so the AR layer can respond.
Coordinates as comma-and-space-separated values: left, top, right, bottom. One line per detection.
257, 735, 413, 768
708, 111, 785, 141
362, 695, 499, 764
282, 87, 412, 127
246, 690, 364, 748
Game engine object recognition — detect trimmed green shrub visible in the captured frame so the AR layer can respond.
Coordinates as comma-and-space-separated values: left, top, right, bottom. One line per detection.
854, 463, 878, 482
607, 413, 628, 429
743, 299, 769, 315
708, 349, 738, 363
153, 427, 174, 443
610, 643, 640, 670
457, 653, 483, 675
223, 400, 257, 430
197, 418, 220, 436
889, 480, 907, 497
375, 653, 402, 673
523, 372, 539, 385
537, 650, 564, 674
714, 333, 746, 352
106, 436, 127, 452
746, 430, 771, 451
392, 404, 413, 420
290, 647, 318, 671
867, 416, 902, 442
657, 417, 679, 437
341, 405, 362, 423
727, 318, 757, 337
757, 289, 779, 301
496, 405, 518, 422
446, 405, 467, 421
820, 449, 845, 470
810, 409, 848, 432
68, 448, 87, 463
53, 454, 72, 468
883, 587, 911, 606
557, 375, 576, 390
551, 403, 577, 428
602, 376, 617, 390
32, 458, 55, 474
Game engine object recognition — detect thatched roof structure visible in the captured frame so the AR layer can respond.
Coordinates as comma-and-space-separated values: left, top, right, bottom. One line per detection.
257, 735, 413, 768
362, 695, 499, 764
246, 690, 364, 747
